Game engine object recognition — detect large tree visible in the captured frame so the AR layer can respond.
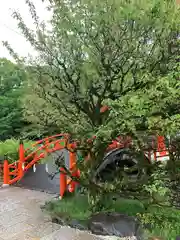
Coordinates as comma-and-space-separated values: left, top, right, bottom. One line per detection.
4, 0, 180, 205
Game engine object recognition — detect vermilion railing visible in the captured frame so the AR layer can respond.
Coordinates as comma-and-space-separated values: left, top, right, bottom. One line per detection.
3, 134, 79, 199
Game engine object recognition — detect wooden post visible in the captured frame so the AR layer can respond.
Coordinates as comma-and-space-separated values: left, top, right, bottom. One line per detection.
69, 151, 76, 171
68, 151, 77, 193
18, 140, 24, 179
43, 139, 49, 157
45, 138, 49, 153
59, 167, 66, 199
3, 159, 9, 186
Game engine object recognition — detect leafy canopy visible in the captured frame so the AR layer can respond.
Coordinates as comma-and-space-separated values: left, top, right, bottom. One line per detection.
5, 0, 179, 138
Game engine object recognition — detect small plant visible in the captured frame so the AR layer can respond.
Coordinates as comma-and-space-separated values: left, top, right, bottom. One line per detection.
139, 206, 180, 240
143, 167, 171, 207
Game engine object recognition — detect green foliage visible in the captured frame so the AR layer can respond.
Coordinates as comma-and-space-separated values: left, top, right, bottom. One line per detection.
6, 0, 179, 139
0, 138, 35, 164
102, 70, 180, 142
110, 198, 145, 216
143, 167, 171, 206
138, 166, 180, 239
0, 58, 27, 140
43, 195, 145, 221
44, 195, 91, 221
139, 206, 180, 240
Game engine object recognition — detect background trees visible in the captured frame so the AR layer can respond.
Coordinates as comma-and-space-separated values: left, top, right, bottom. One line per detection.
0, 58, 59, 140
0, 58, 27, 140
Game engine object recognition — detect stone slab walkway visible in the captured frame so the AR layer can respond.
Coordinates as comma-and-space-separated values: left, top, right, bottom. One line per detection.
0, 186, 105, 240
0, 186, 61, 239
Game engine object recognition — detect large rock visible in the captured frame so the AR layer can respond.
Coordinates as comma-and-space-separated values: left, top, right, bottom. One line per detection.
88, 212, 142, 239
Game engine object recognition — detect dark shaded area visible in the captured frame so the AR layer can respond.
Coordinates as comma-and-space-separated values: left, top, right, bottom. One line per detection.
16, 163, 60, 194
51, 216, 88, 231
95, 148, 140, 182
15, 149, 69, 194
88, 212, 142, 239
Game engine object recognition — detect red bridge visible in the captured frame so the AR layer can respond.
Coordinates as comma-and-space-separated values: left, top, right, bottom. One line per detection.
2, 133, 170, 199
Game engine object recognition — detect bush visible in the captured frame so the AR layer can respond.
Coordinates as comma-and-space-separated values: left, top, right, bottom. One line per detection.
139, 205, 180, 240
0, 138, 35, 164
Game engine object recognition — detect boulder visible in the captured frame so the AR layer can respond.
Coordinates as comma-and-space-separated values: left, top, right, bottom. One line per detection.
88, 212, 142, 239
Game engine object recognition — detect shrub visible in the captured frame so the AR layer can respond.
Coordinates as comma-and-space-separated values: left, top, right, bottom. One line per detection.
0, 138, 35, 164
139, 205, 180, 240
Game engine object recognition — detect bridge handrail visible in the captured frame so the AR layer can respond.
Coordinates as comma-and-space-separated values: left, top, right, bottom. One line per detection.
24, 133, 69, 154
3, 134, 79, 199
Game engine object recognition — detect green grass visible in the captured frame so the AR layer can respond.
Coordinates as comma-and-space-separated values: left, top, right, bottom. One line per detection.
43, 195, 146, 221
44, 195, 91, 221
44, 194, 180, 240
110, 197, 145, 216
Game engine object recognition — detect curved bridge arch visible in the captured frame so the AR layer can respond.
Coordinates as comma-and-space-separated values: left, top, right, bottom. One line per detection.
3, 134, 77, 197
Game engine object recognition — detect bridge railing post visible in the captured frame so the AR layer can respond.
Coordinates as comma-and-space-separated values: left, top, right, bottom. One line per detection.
18, 140, 24, 179
68, 150, 77, 193
3, 158, 9, 186
59, 142, 80, 199
59, 167, 66, 199
45, 139, 49, 152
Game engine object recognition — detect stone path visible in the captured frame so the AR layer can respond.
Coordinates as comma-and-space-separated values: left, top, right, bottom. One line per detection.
0, 186, 104, 240
0, 186, 60, 239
